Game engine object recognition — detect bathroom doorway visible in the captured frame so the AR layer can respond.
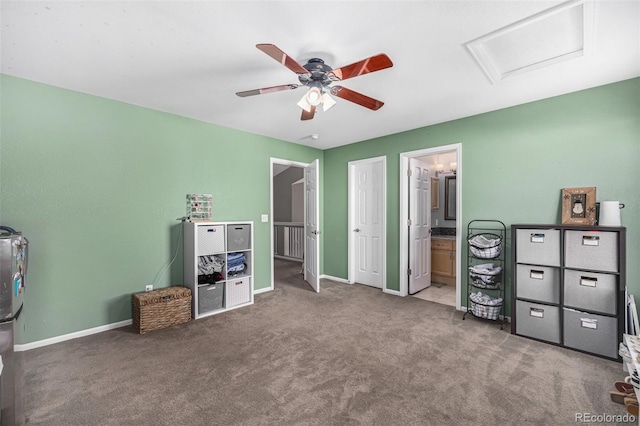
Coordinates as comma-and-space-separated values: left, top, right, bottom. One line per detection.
399, 144, 461, 309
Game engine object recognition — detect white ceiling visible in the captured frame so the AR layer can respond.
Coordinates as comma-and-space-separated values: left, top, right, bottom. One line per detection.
1, 1, 638, 150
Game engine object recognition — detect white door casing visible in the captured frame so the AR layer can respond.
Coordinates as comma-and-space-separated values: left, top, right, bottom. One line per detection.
398, 143, 461, 307
304, 159, 320, 292
408, 158, 431, 294
349, 157, 386, 288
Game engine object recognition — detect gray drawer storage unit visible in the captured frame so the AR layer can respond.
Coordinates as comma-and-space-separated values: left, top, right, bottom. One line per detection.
515, 228, 561, 267
563, 308, 618, 359
511, 224, 625, 361
565, 230, 618, 273
516, 300, 561, 344
516, 264, 560, 304
198, 283, 225, 314
227, 224, 251, 251
563, 269, 617, 315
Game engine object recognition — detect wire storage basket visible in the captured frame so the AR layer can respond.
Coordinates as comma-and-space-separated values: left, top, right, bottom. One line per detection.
468, 291, 503, 320
468, 233, 502, 259
468, 263, 502, 289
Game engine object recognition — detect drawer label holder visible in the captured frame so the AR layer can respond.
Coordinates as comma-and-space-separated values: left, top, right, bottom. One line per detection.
580, 318, 598, 330
582, 235, 600, 246
530, 270, 544, 280
530, 233, 545, 243
530, 307, 544, 318
580, 276, 597, 287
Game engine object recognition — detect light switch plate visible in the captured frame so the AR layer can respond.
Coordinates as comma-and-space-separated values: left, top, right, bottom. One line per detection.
261, 214, 268, 223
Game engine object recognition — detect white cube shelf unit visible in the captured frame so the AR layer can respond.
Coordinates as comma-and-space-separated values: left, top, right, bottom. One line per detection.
183, 221, 254, 319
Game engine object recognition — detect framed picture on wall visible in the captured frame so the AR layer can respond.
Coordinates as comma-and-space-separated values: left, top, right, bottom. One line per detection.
561, 187, 596, 225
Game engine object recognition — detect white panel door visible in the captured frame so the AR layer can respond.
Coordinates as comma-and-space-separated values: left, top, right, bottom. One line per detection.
408, 158, 431, 294
304, 159, 320, 293
353, 161, 383, 288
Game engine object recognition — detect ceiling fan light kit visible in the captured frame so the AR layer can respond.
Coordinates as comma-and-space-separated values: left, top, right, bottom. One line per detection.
236, 44, 393, 120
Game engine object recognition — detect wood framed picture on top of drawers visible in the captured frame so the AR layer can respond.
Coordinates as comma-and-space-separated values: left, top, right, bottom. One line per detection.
511, 224, 626, 361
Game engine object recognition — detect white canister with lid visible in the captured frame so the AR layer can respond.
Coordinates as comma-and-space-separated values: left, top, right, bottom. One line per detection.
599, 201, 624, 226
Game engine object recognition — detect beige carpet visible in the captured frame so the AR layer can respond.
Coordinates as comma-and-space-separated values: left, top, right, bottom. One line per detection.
23, 259, 630, 425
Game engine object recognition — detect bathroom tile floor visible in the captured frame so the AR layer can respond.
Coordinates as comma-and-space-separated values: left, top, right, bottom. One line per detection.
412, 282, 456, 307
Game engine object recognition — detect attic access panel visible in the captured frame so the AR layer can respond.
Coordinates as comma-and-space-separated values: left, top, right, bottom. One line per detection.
466, 0, 595, 84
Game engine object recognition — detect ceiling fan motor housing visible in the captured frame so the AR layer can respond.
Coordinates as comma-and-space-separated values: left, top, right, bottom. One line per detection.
299, 58, 333, 88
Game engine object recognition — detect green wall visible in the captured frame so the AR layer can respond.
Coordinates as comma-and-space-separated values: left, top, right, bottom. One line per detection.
323, 78, 640, 313
2, 74, 638, 344
0, 75, 323, 344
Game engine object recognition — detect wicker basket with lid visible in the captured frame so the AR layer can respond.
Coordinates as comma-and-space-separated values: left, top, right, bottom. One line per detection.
132, 286, 191, 334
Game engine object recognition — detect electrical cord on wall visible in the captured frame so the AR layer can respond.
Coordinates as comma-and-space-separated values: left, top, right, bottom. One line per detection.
150, 218, 186, 287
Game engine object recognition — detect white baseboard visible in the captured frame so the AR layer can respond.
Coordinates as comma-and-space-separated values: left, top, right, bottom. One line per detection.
15, 319, 133, 352
253, 286, 273, 295
383, 288, 402, 296
319, 274, 351, 284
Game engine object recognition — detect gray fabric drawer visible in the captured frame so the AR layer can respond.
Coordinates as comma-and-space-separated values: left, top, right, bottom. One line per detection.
563, 308, 617, 358
564, 269, 617, 315
227, 224, 251, 251
516, 229, 561, 266
516, 264, 560, 304
198, 283, 225, 314
515, 300, 560, 344
564, 230, 618, 272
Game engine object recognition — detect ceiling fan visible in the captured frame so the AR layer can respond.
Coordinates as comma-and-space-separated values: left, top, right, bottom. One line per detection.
236, 44, 393, 121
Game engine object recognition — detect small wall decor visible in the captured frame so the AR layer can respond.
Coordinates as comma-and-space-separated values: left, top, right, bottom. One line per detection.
561, 187, 596, 225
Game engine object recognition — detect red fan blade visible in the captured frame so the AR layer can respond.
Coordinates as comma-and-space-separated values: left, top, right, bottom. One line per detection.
236, 84, 301, 97
301, 105, 316, 121
256, 44, 310, 75
330, 86, 384, 111
329, 54, 393, 81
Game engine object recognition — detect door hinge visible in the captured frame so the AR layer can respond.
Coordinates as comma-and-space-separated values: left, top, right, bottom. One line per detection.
407, 219, 412, 226
407, 268, 412, 276
407, 169, 412, 177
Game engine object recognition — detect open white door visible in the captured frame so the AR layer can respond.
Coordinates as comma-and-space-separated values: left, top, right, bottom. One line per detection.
304, 159, 320, 292
408, 158, 431, 294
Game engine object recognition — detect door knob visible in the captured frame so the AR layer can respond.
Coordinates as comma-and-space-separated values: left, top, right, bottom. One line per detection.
353, 228, 361, 232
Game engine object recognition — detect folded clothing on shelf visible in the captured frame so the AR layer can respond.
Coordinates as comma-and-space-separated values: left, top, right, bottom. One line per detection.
227, 252, 247, 275
199, 255, 225, 275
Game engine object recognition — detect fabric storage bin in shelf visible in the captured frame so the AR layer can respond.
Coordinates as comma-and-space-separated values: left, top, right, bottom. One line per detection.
227, 224, 251, 251
563, 308, 617, 359
198, 283, 225, 314
515, 229, 561, 266
226, 278, 251, 308
515, 300, 560, 344
515, 265, 560, 304
197, 225, 225, 255
563, 269, 617, 315
564, 230, 618, 273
